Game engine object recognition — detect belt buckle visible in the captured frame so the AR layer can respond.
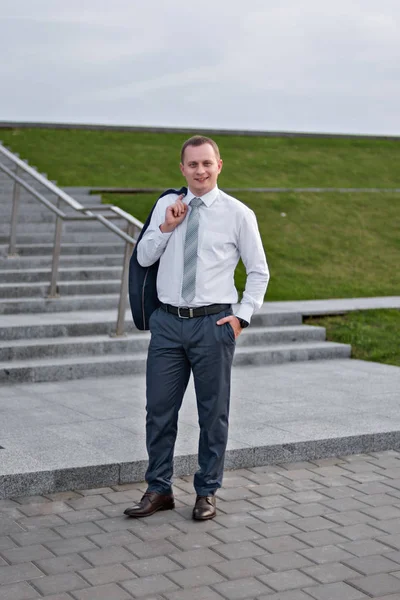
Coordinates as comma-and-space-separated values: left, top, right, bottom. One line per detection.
177, 307, 193, 319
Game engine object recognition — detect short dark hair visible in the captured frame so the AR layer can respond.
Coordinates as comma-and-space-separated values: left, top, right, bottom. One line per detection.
180, 135, 220, 163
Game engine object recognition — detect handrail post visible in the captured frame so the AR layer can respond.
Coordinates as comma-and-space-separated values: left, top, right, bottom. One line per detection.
8, 166, 21, 256
48, 198, 63, 298
114, 223, 135, 337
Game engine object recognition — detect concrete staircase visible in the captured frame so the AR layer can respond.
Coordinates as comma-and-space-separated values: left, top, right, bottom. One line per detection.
0, 150, 351, 384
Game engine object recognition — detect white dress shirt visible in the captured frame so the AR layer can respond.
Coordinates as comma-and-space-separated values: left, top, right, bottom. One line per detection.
137, 186, 269, 323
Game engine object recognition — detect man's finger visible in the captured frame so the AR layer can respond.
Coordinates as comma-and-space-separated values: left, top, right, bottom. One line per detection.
177, 196, 186, 214
173, 201, 184, 215
216, 317, 230, 325
175, 196, 186, 214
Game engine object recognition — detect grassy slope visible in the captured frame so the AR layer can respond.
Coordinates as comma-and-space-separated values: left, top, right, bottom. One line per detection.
1, 128, 399, 301
2, 128, 400, 187
305, 309, 400, 367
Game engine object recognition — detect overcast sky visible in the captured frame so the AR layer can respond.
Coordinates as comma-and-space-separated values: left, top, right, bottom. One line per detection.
1, 0, 399, 135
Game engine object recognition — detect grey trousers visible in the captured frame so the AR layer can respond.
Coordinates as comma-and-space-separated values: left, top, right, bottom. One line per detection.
145, 306, 236, 496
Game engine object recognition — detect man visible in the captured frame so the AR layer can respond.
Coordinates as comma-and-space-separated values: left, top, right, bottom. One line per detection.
124, 135, 269, 520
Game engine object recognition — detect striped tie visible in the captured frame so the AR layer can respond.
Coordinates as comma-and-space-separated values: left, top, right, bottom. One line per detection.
182, 197, 203, 303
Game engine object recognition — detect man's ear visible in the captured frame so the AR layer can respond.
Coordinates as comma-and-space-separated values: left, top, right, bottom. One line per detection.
218, 159, 223, 173
179, 162, 185, 175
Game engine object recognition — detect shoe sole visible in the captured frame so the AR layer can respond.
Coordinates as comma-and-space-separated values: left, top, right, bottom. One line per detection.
124, 502, 175, 518
192, 511, 216, 521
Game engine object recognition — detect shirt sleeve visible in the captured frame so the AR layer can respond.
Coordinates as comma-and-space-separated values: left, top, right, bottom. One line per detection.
235, 209, 270, 323
136, 198, 173, 267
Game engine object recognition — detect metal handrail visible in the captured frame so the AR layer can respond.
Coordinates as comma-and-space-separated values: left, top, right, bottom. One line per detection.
0, 162, 68, 219
0, 143, 144, 336
0, 144, 83, 210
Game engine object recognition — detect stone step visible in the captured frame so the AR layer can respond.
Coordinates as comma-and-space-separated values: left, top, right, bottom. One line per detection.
0, 212, 57, 223
0, 242, 125, 256
0, 192, 103, 203
0, 201, 106, 214
0, 332, 149, 361
0, 280, 121, 298
0, 313, 135, 340
233, 341, 351, 366
62, 187, 92, 194
0, 220, 125, 234
0, 177, 50, 188
0, 196, 95, 204
65, 220, 129, 232
0, 352, 148, 383
65, 191, 102, 201
0, 169, 51, 176
0, 254, 124, 269
0, 163, 41, 172
0, 325, 326, 361
0, 219, 126, 238
0, 232, 124, 244
0, 174, 39, 180
0, 156, 22, 165
0, 200, 107, 214
0, 294, 122, 314
0, 341, 351, 384
0, 182, 96, 191
0, 266, 123, 283
239, 324, 326, 346
0, 310, 302, 340
0, 185, 57, 197
0, 209, 109, 221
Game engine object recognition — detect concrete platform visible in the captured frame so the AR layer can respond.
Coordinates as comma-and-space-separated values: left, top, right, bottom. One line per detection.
1, 358, 399, 499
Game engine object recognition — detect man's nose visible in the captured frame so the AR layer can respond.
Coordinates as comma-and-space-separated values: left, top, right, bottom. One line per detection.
196, 164, 206, 174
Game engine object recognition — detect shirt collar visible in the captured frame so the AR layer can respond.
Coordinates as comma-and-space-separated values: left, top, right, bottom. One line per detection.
185, 185, 219, 208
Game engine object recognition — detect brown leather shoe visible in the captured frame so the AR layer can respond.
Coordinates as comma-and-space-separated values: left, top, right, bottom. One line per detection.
192, 495, 216, 520
124, 492, 175, 518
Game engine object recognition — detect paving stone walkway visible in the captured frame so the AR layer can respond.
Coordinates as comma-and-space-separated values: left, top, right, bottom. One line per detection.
4, 452, 400, 598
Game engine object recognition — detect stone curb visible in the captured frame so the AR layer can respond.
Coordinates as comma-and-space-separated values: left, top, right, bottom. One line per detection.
2, 431, 400, 499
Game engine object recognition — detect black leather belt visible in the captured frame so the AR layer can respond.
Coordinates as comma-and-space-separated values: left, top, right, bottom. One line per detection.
160, 303, 231, 319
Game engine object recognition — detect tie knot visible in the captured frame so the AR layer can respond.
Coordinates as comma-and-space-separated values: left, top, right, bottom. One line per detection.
190, 197, 203, 208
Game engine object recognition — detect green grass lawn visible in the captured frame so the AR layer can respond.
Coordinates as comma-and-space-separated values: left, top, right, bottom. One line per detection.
305, 309, 400, 367
1, 127, 399, 301
2, 128, 400, 188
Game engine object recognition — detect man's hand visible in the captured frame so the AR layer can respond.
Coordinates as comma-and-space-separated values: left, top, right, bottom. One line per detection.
160, 194, 188, 233
216, 315, 243, 339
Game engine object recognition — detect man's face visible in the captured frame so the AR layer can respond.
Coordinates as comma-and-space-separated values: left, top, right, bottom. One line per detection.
180, 143, 223, 196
